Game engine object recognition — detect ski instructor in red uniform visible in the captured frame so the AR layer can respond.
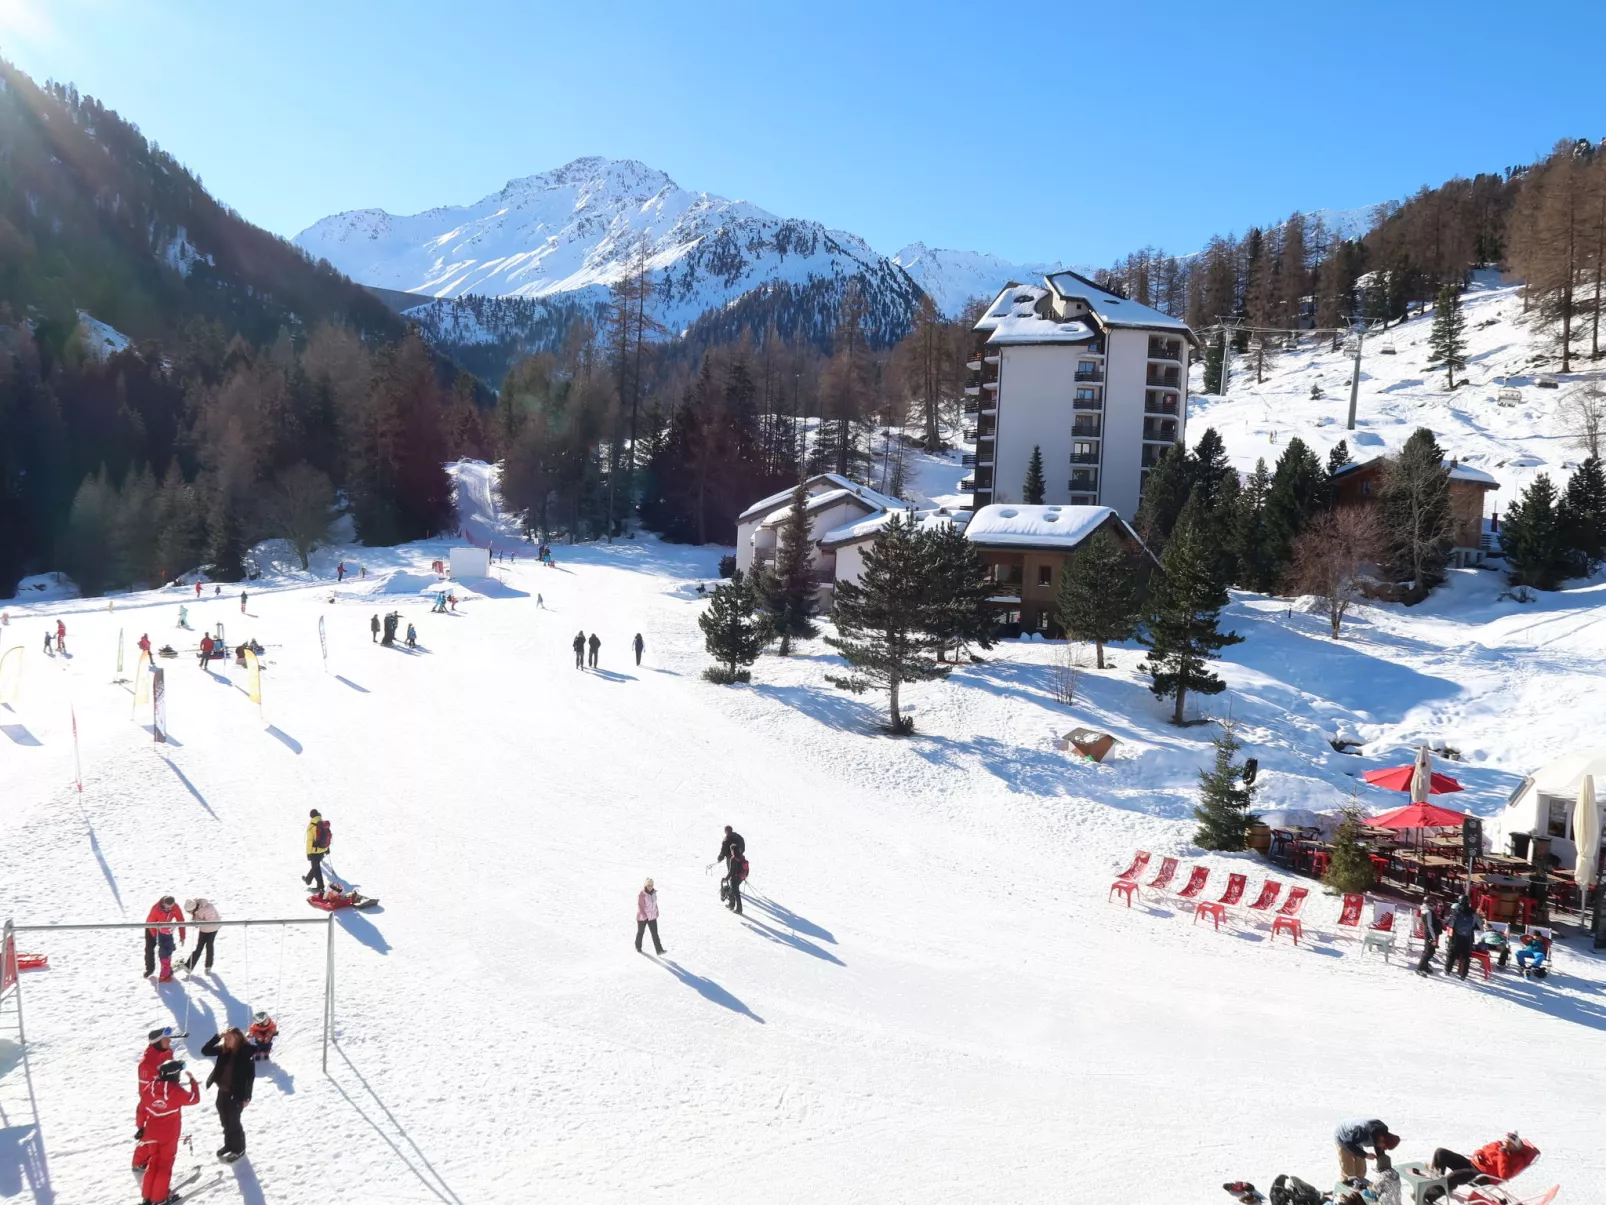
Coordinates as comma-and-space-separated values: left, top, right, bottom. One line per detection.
139, 1058, 200, 1205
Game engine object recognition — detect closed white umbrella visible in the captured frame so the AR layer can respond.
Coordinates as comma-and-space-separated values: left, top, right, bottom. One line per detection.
1410, 746, 1433, 806
1574, 774, 1600, 888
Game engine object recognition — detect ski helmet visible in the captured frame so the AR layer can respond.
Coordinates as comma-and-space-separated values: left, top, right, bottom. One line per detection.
157, 1059, 185, 1081
148, 1026, 173, 1044
252, 1010, 269, 1025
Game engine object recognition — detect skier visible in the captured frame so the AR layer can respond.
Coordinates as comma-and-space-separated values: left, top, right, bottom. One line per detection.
214, 585, 220, 596
633, 632, 644, 666
194, 581, 202, 599
370, 614, 380, 643
536, 593, 544, 609
239, 591, 247, 614
1445, 895, 1480, 980
447, 594, 457, 612
198, 633, 214, 668
138, 1058, 200, 1205
303, 809, 332, 893
177, 606, 188, 629
138, 633, 152, 656
405, 622, 417, 649
55, 619, 65, 653
144, 896, 186, 981
183, 898, 221, 973
587, 632, 600, 668
247, 1011, 278, 1061
133, 1027, 179, 1173
43, 629, 52, 656
337, 562, 345, 582
573, 631, 586, 669
635, 878, 666, 955
717, 826, 747, 914
200, 1028, 254, 1161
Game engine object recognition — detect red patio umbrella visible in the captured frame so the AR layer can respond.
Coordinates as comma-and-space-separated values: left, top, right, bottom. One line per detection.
1365, 800, 1470, 830
1361, 765, 1465, 797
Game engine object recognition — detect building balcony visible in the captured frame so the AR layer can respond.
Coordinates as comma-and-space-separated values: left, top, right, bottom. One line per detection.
1144, 393, 1180, 415
1145, 368, 1181, 389
960, 453, 995, 469
986, 581, 1023, 600
1074, 370, 1104, 383
1069, 451, 1100, 465
959, 477, 975, 491
1072, 421, 1102, 438
965, 384, 981, 397
965, 357, 982, 373
1073, 396, 1103, 411
1147, 339, 1183, 362
982, 379, 999, 391
962, 427, 977, 442
1143, 417, 1179, 442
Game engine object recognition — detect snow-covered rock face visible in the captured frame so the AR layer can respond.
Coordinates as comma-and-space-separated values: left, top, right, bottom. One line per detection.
295, 156, 924, 329
891, 243, 1071, 318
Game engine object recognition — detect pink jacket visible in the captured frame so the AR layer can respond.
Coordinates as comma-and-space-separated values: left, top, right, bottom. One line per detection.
637, 890, 659, 922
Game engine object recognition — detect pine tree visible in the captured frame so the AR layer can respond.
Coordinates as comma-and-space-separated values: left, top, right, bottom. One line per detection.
1323, 799, 1376, 893
1202, 332, 1227, 394
1189, 428, 1233, 512
154, 460, 205, 581
1134, 442, 1192, 551
1428, 283, 1468, 389
1232, 458, 1274, 593
61, 467, 117, 597
755, 478, 820, 654
1502, 473, 1571, 589
1559, 456, 1606, 576
824, 515, 949, 732
1261, 437, 1328, 587
1327, 440, 1352, 475
1192, 718, 1259, 850
1053, 527, 1140, 669
1140, 489, 1243, 724
919, 522, 997, 662
1380, 427, 1454, 596
113, 462, 159, 587
699, 571, 766, 683
1022, 445, 1046, 505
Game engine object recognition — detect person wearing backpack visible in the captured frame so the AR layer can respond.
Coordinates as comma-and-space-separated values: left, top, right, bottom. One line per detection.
716, 826, 746, 914
1415, 901, 1444, 976
303, 809, 332, 893
1444, 895, 1479, 979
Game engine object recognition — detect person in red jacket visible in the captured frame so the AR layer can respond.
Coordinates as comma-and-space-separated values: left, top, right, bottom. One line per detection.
132, 1027, 178, 1171
138, 633, 152, 655
139, 1059, 199, 1205
144, 896, 186, 981
198, 633, 214, 669
1431, 1133, 1539, 1190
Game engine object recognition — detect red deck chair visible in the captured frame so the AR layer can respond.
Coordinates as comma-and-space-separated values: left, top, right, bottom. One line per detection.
1242, 879, 1282, 917
1172, 866, 1210, 903
1141, 856, 1178, 898
1270, 885, 1309, 942
1108, 851, 1151, 905
1336, 893, 1366, 934
1370, 909, 1396, 932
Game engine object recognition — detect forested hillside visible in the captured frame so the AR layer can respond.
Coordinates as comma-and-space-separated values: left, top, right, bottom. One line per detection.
0, 59, 482, 595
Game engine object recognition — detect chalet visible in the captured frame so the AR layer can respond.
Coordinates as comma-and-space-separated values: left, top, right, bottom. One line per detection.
1331, 457, 1500, 567
734, 474, 907, 599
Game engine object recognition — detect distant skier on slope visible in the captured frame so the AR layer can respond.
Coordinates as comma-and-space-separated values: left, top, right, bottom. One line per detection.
139, 633, 152, 656
138, 1059, 200, 1205
370, 614, 380, 643
144, 896, 186, 981
633, 632, 644, 666
55, 619, 65, 653
716, 826, 747, 914
43, 629, 52, 656
587, 632, 600, 668
303, 809, 331, 893
636, 878, 666, 955
405, 622, 417, 649
573, 631, 586, 669
239, 591, 247, 614
198, 633, 214, 668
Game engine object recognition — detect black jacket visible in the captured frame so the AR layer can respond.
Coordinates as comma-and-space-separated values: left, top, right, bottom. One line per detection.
573, 634, 585, 651
1421, 908, 1444, 943
201, 1034, 255, 1104
718, 830, 746, 863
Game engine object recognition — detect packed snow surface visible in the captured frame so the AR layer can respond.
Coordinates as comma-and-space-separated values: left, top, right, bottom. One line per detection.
2, 460, 1603, 1202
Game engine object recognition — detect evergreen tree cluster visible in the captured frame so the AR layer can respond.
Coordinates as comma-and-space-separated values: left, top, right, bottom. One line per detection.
1501, 457, 1606, 589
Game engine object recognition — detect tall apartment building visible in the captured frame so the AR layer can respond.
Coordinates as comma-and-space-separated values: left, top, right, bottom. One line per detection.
962, 271, 1198, 520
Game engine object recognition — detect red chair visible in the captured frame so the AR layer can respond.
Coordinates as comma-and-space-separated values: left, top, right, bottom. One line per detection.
1311, 850, 1331, 878
1141, 856, 1178, 899
1173, 866, 1210, 904
1194, 872, 1245, 931
1335, 893, 1366, 934
1109, 851, 1151, 906
1370, 910, 1396, 932
1243, 879, 1282, 920
1270, 886, 1309, 944
1469, 949, 1493, 980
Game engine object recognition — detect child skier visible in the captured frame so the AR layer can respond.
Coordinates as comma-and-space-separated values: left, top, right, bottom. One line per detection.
55, 619, 65, 653
405, 623, 417, 649
247, 1011, 278, 1061
138, 1059, 200, 1204
144, 896, 186, 981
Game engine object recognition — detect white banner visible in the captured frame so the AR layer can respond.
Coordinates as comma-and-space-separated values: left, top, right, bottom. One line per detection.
319, 615, 328, 673
71, 705, 82, 793
152, 667, 167, 743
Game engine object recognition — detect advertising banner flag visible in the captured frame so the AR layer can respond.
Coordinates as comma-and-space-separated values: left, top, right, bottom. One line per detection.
152, 667, 167, 743
319, 615, 328, 673
245, 648, 262, 710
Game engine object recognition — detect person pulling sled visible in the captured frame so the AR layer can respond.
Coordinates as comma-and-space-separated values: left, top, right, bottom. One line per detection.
713, 825, 748, 915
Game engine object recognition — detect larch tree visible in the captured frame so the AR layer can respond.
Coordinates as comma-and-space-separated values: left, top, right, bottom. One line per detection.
824, 515, 949, 733
1287, 506, 1383, 638
1054, 526, 1141, 669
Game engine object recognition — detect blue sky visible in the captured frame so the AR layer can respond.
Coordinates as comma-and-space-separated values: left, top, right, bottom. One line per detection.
3, 0, 1604, 264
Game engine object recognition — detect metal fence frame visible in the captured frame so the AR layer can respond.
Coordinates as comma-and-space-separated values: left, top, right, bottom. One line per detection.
4, 914, 338, 1070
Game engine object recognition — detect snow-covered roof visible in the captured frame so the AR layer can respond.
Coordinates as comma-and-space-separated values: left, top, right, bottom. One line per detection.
987, 315, 1098, 346
737, 473, 904, 523
973, 284, 1049, 332
756, 488, 879, 528
963, 504, 1127, 549
819, 508, 966, 549
1449, 463, 1500, 488
1517, 748, 1606, 799
1044, 270, 1196, 340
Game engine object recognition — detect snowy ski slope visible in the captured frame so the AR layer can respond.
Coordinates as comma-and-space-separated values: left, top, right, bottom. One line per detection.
1, 460, 1602, 1202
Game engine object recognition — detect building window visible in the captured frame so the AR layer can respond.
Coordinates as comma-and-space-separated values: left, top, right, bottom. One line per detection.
1545, 795, 1572, 839
1037, 564, 1052, 587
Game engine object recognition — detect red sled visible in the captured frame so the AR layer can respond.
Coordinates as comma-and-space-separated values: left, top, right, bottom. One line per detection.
307, 894, 380, 911
17, 954, 48, 971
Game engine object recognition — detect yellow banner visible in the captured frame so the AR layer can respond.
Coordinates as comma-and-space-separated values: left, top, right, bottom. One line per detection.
0, 645, 21, 704
245, 648, 261, 707
132, 651, 153, 711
